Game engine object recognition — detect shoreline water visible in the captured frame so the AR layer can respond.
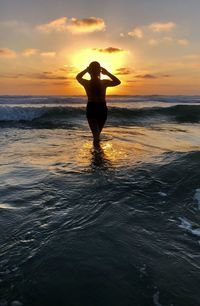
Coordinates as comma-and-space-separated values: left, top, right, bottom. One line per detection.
0, 95, 200, 306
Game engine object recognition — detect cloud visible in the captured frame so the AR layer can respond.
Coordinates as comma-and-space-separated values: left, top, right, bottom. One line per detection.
37, 16, 105, 34
37, 17, 68, 33
134, 73, 171, 79
0, 71, 68, 80
40, 52, 56, 58
115, 67, 133, 75
183, 54, 200, 60
0, 20, 20, 28
177, 39, 189, 46
94, 47, 125, 53
32, 73, 68, 80
135, 74, 157, 79
0, 20, 29, 34
163, 36, 174, 43
148, 37, 189, 46
148, 22, 176, 32
21, 48, 38, 57
0, 73, 25, 79
0, 48, 16, 58
67, 17, 105, 33
59, 65, 77, 73
148, 39, 159, 45
128, 27, 143, 39
148, 36, 174, 45
21, 49, 57, 58
52, 81, 71, 86
0, 48, 58, 59
127, 21, 177, 41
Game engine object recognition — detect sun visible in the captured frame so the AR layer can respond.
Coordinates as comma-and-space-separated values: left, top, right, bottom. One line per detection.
70, 48, 127, 75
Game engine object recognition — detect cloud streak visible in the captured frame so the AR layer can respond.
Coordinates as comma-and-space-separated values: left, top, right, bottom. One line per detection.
115, 67, 133, 75
148, 22, 176, 32
0, 71, 68, 80
0, 48, 16, 58
40, 52, 56, 58
68, 17, 105, 33
148, 37, 189, 46
126, 21, 189, 48
21, 48, 38, 57
37, 17, 68, 33
128, 27, 143, 38
134, 73, 171, 79
32, 73, 68, 80
135, 74, 158, 79
94, 47, 125, 53
177, 39, 189, 46
127, 21, 179, 41
37, 16, 105, 34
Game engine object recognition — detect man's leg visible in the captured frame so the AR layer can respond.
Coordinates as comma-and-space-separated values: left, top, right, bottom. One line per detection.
87, 119, 100, 141
98, 119, 106, 134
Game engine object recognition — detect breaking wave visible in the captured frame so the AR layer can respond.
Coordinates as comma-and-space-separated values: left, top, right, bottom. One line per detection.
0, 104, 200, 127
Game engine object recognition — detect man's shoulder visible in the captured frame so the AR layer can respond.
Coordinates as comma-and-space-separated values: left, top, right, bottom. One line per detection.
79, 78, 89, 86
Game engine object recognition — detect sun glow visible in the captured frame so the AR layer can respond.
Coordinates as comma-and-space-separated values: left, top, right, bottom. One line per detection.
71, 48, 127, 74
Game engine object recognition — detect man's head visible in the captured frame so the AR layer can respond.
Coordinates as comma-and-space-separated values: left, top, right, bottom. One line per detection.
88, 61, 101, 78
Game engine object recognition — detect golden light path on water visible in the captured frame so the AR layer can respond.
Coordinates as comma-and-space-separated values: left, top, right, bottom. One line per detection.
18, 131, 153, 171
8, 124, 200, 174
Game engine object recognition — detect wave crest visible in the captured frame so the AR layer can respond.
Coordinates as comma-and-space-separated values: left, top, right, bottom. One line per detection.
0, 104, 200, 127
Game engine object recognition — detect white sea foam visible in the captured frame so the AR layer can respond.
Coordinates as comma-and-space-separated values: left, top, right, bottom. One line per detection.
158, 192, 167, 197
11, 301, 23, 306
0, 106, 47, 121
153, 290, 163, 306
194, 188, 200, 210
178, 217, 200, 237
139, 264, 147, 278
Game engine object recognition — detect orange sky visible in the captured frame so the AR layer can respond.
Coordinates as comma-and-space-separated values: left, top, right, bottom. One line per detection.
0, 0, 200, 95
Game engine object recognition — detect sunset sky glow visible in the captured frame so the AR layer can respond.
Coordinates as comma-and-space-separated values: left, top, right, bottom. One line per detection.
0, 0, 200, 95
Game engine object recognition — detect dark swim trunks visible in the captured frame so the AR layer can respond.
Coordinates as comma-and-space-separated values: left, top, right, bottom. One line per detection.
86, 102, 107, 121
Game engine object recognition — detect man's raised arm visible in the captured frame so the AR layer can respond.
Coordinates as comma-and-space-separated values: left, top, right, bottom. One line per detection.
101, 68, 121, 86
76, 68, 89, 85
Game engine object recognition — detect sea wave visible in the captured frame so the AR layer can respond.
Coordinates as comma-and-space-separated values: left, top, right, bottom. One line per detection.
0, 96, 85, 105
1, 95, 200, 105
0, 104, 200, 127
0, 105, 84, 121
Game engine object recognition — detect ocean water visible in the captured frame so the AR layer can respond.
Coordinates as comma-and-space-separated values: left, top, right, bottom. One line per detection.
0, 95, 200, 306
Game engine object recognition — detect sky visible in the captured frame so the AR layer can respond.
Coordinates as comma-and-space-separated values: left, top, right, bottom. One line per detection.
0, 0, 200, 95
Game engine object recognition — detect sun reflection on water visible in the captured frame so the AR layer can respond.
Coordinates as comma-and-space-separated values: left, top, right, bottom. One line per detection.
16, 127, 169, 174
78, 140, 128, 169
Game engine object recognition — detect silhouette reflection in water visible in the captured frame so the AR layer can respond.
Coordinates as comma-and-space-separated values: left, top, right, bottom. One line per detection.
91, 141, 112, 170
